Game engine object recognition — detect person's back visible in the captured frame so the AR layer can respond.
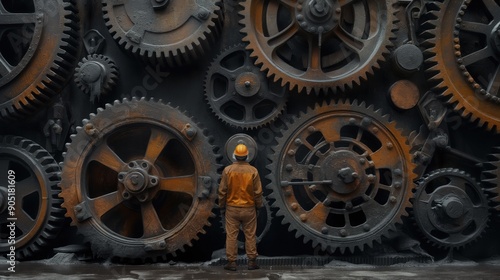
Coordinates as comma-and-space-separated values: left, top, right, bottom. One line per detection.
218, 144, 263, 271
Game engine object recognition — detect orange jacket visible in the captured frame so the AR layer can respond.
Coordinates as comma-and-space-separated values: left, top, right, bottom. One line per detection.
218, 161, 263, 208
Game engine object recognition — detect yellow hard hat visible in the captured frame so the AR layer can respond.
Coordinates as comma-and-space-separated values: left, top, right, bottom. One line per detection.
234, 144, 249, 157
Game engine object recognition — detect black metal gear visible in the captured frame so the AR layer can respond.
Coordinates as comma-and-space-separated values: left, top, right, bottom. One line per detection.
102, 0, 223, 67
74, 54, 119, 102
421, 0, 500, 132
59, 98, 221, 262
482, 147, 500, 213
239, 0, 400, 94
204, 45, 288, 129
266, 100, 417, 254
413, 168, 490, 249
0, 135, 64, 260
0, 0, 79, 120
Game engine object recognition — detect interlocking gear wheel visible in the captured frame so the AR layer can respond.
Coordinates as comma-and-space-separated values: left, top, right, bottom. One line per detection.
412, 168, 490, 249
0, 0, 79, 120
74, 54, 119, 102
482, 147, 500, 214
239, 0, 400, 94
204, 45, 288, 130
422, 0, 500, 132
0, 135, 64, 260
59, 98, 221, 262
266, 100, 417, 254
102, 0, 223, 67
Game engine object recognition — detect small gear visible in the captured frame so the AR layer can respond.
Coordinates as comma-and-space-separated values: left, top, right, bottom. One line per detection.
102, 0, 223, 67
422, 0, 500, 132
75, 54, 119, 102
0, 0, 79, 120
413, 168, 490, 249
0, 135, 64, 260
204, 45, 288, 129
267, 100, 417, 254
59, 98, 221, 262
239, 0, 400, 94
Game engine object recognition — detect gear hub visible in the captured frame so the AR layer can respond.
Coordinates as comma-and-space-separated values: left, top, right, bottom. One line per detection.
296, 0, 340, 34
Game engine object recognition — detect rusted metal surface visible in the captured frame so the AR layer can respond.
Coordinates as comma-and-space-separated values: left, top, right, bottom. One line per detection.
0, 0, 500, 264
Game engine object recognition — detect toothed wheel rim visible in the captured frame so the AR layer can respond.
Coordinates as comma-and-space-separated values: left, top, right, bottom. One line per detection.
267, 100, 416, 253
204, 45, 288, 129
102, 0, 223, 67
0, 135, 64, 260
482, 147, 500, 213
59, 98, 220, 261
239, 0, 399, 94
423, 0, 500, 132
413, 168, 489, 249
74, 54, 119, 100
0, 0, 79, 120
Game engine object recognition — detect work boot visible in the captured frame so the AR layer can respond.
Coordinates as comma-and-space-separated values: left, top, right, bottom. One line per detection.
248, 259, 260, 270
224, 261, 237, 271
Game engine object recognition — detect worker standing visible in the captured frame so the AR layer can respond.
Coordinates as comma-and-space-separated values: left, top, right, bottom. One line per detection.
218, 143, 263, 271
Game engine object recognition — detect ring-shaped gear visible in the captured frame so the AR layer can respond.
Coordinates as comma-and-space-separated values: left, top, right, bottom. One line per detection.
74, 54, 119, 102
0, 0, 79, 120
59, 98, 221, 262
266, 100, 417, 254
102, 0, 223, 67
422, 0, 500, 132
0, 135, 64, 260
239, 0, 400, 94
482, 147, 500, 213
413, 168, 490, 249
204, 45, 288, 129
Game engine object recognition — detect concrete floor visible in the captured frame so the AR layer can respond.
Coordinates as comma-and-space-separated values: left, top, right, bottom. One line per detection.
2, 255, 500, 279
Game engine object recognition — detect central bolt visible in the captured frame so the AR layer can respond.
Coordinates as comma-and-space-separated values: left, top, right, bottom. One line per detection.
309, 0, 330, 18
442, 196, 464, 219
337, 167, 358, 184
124, 171, 146, 193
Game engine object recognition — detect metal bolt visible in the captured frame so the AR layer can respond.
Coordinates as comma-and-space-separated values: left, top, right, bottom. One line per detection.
291, 203, 298, 210
288, 149, 296, 156
286, 164, 293, 172
363, 224, 370, 232
389, 196, 397, 203
321, 227, 328, 234
340, 229, 348, 237
387, 142, 393, 149
359, 158, 366, 165
300, 214, 307, 222
295, 138, 302, 145
308, 126, 316, 132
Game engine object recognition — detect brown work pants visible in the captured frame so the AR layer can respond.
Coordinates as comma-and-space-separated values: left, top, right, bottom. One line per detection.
225, 206, 258, 262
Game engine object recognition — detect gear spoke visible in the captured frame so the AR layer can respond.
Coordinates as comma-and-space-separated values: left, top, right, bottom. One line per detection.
158, 175, 196, 197
0, 13, 37, 25
15, 209, 35, 234
277, 0, 297, 9
483, 0, 500, 15
145, 128, 172, 164
308, 38, 322, 71
487, 64, 500, 94
369, 148, 399, 170
459, 20, 491, 36
267, 21, 299, 49
89, 143, 126, 172
88, 191, 123, 219
334, 25, 365, 56
16, 176, 38, 198
461, 47, 494, 66
141, 201, 166, 238
0, 52, 13, 77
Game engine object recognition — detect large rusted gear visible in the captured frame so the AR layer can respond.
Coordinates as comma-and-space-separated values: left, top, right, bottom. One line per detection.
266, 100, 417, 253
482, 147, 500, 213
59, 98, 221, 262
239, 0, 400, 94
413, 168, 490, 249
422, 0, 500, 132
0, 135, 64, 260
204, 45, 288, 130
0, 0, 79, 120
102, 0, 223, 67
